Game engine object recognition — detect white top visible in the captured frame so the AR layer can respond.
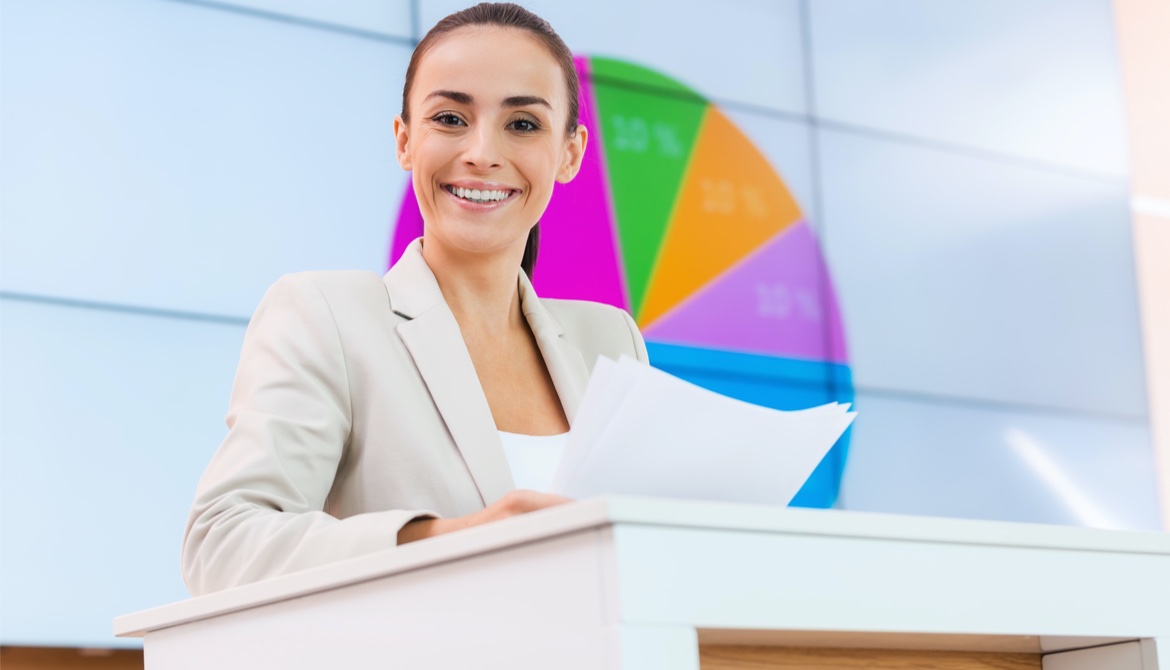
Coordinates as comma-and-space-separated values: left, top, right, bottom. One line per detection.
497, 430, 568, 492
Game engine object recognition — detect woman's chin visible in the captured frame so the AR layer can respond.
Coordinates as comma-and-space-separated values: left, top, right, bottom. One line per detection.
425, 229, 528, 262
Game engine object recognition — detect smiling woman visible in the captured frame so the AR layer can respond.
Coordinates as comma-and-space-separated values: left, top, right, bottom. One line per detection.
180, 2, 648, 595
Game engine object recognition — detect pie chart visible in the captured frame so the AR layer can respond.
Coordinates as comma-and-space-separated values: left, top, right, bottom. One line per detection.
390, 56, 853, 507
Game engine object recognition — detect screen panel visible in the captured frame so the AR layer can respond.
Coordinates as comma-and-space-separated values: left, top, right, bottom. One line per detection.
808, 0, 1129, 177
0, 0, 412, 319
838, 391, 1159, 530
420, 0, 808, 116
818, 128, 1146, 417
192, 0, 414, 39
0, 299, 246, 647
720, 109, 818, 229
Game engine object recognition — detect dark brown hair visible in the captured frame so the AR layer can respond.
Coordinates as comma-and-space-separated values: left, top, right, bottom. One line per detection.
401, 2, 580, 278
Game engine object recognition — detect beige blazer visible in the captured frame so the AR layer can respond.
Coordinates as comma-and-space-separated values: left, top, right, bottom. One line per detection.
181, 239, 648, 595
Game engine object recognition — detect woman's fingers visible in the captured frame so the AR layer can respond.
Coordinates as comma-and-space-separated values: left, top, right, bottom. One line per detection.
496, 489, 572, 515
397, 490, 574, 545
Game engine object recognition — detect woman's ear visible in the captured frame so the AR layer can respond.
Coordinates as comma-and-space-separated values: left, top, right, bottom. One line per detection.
557, 124, 588, 183
394, 115, 412, 170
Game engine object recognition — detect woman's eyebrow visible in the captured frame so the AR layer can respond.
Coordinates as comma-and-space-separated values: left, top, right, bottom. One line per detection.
502, 95, 552, 110
425, 90, 473, 105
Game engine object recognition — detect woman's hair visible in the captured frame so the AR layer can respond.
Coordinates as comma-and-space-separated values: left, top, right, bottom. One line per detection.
401, 2, 580, 278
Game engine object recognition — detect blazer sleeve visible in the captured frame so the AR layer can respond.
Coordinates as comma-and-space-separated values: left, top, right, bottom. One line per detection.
182, 274, 435, 596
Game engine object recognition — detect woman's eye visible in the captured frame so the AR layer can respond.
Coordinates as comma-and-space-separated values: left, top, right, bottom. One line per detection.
432, 113, 464, 126
509, 118, 540, 133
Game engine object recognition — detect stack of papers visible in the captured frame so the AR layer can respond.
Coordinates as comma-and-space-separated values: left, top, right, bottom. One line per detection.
551, 356, 857, 506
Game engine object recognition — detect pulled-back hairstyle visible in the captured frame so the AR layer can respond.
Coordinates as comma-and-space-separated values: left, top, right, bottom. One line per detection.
402, 2, 581, 278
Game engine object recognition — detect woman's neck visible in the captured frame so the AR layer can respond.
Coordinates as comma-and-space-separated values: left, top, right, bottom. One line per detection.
421, 236, 526, 335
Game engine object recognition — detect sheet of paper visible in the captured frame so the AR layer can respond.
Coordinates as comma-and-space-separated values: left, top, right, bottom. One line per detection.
551, 356, 634, 489
551, 356, 856, 507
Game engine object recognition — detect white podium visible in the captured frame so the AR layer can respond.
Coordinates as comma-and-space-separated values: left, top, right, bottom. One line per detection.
116, 497, 1170, 669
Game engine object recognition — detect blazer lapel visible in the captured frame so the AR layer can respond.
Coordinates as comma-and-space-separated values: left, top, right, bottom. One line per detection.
518, 272, 590, 425
384, 239, 594, 505
385, 240, 514, 506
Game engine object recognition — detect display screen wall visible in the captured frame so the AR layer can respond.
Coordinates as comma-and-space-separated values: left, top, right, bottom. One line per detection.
0, 0, 1156, 648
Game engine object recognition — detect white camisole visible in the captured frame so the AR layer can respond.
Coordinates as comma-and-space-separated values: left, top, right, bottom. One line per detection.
497, 430, 569, 493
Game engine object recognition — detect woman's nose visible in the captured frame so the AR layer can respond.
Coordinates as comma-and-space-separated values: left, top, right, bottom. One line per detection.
462, 125, 503, 169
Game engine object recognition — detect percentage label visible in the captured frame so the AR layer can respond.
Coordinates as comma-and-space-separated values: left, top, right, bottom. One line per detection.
739, 185, 768, 219
700, 178, 736, 215
757, 283, 823, 322
610, 114, 650, 153
756, 282, 792, 319
652, 122, 684, 157
699, 180, 770, 219
795, 288, 822, 321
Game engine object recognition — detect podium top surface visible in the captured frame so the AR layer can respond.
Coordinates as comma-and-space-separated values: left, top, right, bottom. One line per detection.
114, 496, 1170, 638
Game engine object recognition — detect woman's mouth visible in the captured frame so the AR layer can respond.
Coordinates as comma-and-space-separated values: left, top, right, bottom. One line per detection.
443, 184, 518, 205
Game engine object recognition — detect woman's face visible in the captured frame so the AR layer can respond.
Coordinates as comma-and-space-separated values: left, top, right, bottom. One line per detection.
395, 26, 586, 266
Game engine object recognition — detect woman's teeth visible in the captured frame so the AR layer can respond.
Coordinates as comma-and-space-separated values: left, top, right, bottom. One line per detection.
448, 186, 511, 203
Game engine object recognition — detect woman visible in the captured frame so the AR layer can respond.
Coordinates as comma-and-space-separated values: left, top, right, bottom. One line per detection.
181, 3, 648, 596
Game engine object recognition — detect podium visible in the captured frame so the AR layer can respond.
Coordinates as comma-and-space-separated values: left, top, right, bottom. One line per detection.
116, 497, 1170, 669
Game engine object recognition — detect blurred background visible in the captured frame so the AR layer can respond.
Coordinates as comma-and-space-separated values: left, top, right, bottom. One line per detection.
1, 0, 1167, 663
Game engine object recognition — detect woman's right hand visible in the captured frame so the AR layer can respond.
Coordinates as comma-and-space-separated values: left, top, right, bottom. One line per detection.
396, 490, 572, 545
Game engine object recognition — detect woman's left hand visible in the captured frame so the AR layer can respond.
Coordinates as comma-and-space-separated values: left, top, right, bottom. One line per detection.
397, 490, 572, 544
